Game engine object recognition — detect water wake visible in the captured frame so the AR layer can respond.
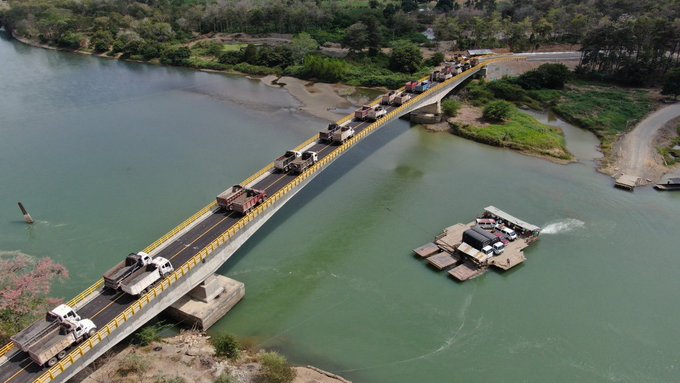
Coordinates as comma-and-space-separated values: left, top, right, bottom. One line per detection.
542, 218, 585, 235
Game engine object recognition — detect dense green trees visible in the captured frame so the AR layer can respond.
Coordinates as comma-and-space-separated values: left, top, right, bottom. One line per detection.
662, 68, 680, 100
483, 101, 512, 122
389, 40, 422, 73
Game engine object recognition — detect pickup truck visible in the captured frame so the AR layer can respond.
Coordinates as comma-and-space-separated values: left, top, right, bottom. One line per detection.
354, 105, 372, 121
366, 106, 387, 121
11, 304, 81, 352
290, 151, 318, 174
103, 252, 151, 290
27, 319, 96, 367
381, 91, 397, 105
120, 257, 174, 296
320, 123, 340, 143
393, 92, 412, 106
332, 126, 355, 144
274, 150, 301, 172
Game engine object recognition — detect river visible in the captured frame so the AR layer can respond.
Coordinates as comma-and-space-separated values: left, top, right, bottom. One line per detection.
1, 31, 679, 383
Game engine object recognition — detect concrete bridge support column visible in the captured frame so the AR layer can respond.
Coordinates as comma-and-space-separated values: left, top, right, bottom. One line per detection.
409, 99, 443, 124
165, 274, 245, 330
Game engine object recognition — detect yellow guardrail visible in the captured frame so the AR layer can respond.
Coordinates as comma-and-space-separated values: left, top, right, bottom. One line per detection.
31, 56, 524, 382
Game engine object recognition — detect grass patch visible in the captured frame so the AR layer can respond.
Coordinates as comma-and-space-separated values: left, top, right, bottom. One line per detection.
531, 84, 653, 154
451, 107, 572, 160
221, 43, 247, 52
117, 353, 150, 377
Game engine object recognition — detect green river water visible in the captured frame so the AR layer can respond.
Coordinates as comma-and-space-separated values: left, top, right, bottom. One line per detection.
1, 30, 680, 382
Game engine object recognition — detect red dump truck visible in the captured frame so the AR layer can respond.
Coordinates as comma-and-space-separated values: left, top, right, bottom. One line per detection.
405, 81, 419, 93
354, 105, 372, 121
217, 185, 267, 214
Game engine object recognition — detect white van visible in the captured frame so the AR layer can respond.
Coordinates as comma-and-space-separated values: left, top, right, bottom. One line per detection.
501, 227, 517, 241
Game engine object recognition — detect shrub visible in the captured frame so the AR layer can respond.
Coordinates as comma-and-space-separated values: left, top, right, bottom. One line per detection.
233, 62, 280, 76
299, 55, 348, 82
211, 333, 241, 359
117, 353, 150, 377
427, 52, 445, 67
517, 63, 570, 90
155, 376, 186, 383
58, 32, 85, 49
160, 46, 191, 66
133, 322, 165, 346
219, 51, 244, 65
389, 40, 423, 73
483, 100, 513, 122
441, 99, 461, 117
486, 79, 526, 101
214, 373, 236, 383
257, 352, 295, 383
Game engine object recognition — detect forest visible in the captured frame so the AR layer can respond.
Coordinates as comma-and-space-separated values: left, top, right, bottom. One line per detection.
1, 0, 679, 85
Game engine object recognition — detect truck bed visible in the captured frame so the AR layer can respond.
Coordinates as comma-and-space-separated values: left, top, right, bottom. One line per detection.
27, 331, 73, 366
11, 320, 58, 352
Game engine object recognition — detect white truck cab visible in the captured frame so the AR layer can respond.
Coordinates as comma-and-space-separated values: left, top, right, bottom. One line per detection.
47, 304, 80, 323
151, 257, 174, 276
492, 242, 505, 255
501, 227, 517, 241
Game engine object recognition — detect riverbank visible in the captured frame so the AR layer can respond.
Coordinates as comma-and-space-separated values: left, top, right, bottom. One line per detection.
8, 30, 365, 123
607, 103, 680, 183
439, 103, 573, 163
79, 331, 350, 383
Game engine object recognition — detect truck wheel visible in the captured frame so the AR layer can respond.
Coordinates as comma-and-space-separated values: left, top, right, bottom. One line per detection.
48, 357, 58, 367
88, 329, 96, 338
57, 350, 67, 360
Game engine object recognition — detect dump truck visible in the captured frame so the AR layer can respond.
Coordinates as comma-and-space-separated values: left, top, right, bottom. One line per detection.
216, 185, 246, 210
274, 150, 301, 172
332, 126, 355, 144
228, 188, 266, 214
320, 123, 341, 143
381, 91, 397, 105
415, 81, 432, 93
120, 257, 174, 296
405, 81, 419, 93
27, 319, 96, 367
366, 105, 387, 121
354, 105, 372, 121
11, 304, 82, 352
103, 252, 152, 290
290, 151, 318, 174
393, 92, 412, 106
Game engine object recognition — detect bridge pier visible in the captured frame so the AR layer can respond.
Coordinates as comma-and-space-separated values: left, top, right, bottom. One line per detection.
409, 100, 443, 124
165, 274, 244, 330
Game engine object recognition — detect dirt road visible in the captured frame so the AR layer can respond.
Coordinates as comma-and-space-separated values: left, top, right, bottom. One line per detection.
614, 103, 680, 182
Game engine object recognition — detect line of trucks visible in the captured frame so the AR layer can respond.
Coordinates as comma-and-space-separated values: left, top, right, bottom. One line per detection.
6, 59, 483, 372
11, 251, 177, 367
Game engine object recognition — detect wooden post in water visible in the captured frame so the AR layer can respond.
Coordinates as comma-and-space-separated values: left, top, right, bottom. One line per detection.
18, 202, 34, 224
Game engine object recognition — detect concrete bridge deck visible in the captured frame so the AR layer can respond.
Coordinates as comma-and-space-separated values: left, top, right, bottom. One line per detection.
0, 57, 521, 383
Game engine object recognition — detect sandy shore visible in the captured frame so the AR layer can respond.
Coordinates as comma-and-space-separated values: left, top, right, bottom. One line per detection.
260, 75, 355, 121
78, 331, 350, 383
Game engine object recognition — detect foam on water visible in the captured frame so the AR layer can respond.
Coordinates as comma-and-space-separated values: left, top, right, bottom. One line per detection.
541, 218, 585, 234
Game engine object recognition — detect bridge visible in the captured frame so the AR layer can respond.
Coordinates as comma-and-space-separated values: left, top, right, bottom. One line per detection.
0, 56, 520, 383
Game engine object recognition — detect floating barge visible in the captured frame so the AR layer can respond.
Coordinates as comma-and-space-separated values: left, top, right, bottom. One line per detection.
413, 206, 541, 282
655, 177, 680, 191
